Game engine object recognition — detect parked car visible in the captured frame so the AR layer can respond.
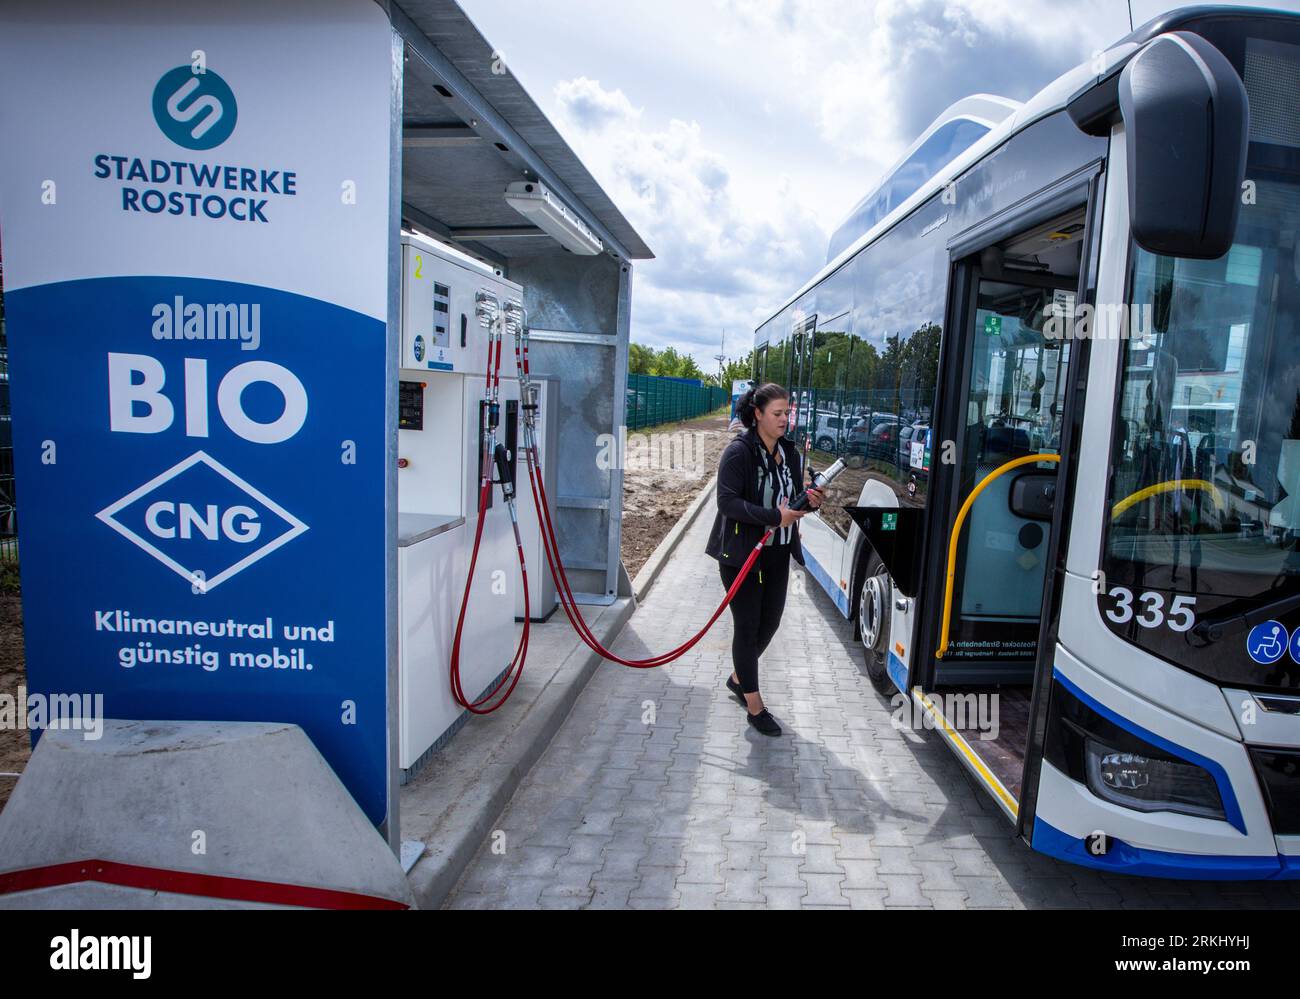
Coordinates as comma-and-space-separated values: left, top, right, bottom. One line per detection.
811, 411, 864, 453
896, 424, 916, 467
899, 423, 932, 475
853, 419, 900, 461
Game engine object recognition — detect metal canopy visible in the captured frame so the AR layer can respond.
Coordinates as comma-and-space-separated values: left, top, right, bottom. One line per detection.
391, 0, 653, 268
386, 0, 646, 605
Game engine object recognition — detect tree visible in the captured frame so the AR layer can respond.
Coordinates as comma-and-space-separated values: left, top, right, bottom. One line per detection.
709, 351, 753, 388
629, 342, 750, 385
652, 346, 686, 378
628, 342, 655, 375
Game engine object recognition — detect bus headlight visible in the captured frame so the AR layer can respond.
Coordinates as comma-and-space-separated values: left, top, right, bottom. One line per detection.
1084, 737, 1225, 821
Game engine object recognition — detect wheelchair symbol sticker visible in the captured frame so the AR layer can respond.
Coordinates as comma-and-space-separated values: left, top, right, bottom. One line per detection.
1247, 621, 1288, 665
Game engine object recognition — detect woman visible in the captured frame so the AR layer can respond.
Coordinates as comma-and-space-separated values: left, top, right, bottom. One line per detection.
704, 383, 822, 736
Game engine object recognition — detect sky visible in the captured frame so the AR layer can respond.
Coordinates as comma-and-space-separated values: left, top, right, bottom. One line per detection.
457, 0, 1299, 375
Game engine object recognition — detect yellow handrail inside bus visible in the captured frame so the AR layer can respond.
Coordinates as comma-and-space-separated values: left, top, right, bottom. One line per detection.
1110, 478, 1224, 518
935, 453, 1060, 659
936, 466, 1225, 660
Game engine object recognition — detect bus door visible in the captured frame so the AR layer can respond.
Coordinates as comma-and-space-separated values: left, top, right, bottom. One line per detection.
934, 274, 1074, 685
912, 203, 1094, 814
788, 315, 816, 451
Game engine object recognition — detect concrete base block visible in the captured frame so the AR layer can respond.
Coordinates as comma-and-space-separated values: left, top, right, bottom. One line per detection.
0, 719, 415, 909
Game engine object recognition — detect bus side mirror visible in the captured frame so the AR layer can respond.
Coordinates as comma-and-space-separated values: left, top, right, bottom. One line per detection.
1119, 31, 1249, 260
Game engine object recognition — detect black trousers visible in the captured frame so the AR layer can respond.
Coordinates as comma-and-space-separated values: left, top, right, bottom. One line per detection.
718, 544, 792, 695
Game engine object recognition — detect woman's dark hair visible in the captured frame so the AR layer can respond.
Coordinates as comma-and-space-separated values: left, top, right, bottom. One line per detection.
737, 382, 789, 429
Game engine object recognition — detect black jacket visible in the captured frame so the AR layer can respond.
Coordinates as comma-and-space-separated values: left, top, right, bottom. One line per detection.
704, 427, 805, 567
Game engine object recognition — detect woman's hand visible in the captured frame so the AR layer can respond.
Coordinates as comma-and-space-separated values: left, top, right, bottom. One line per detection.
804, 487, 824, 510
777, 498, 809, 528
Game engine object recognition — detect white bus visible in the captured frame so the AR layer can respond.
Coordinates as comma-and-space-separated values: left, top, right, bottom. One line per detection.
754, 7, 1300, 878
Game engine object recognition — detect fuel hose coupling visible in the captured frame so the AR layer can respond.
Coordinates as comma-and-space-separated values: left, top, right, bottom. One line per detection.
507, 301, 541, 433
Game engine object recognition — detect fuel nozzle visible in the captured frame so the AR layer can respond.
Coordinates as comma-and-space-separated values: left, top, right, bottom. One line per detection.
493, 442, 515, 500
520, 382, 540, 429
790, 457, 846, 511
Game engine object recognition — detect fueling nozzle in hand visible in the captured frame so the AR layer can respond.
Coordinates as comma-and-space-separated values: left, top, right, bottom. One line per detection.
790, 457, 846, 512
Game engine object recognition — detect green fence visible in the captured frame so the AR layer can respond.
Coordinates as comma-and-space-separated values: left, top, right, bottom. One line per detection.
625, 374, 728, 431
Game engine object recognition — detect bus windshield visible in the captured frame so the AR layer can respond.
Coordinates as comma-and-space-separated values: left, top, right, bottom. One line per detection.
1106, 170, 1300, 601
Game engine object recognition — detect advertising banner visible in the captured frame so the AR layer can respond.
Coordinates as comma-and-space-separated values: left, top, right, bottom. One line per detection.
0, 0, 395, 825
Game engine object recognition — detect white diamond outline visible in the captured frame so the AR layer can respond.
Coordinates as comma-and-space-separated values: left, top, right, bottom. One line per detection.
95, 450, 309, 593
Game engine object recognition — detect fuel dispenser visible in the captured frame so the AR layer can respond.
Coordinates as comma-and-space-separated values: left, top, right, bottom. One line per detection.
396, 231, 557, 774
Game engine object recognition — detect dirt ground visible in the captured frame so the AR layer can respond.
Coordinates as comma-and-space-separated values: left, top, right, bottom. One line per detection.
619, 408, 733, 579
0, 594, 28, 813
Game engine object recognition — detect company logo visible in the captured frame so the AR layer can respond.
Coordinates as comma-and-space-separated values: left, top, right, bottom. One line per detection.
413, 335, 425, 363
96, 451, 307, 592
152, 66, 238, 150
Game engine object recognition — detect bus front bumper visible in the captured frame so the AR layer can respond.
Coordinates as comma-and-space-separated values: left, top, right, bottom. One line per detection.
1030, 650, 1300, 880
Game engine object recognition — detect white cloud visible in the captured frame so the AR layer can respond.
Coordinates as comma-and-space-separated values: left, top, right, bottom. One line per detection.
552, 76, 826, 368
553, 76, 642, 132
716, 0, 1116, 175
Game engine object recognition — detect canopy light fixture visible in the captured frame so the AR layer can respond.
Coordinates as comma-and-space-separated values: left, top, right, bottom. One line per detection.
503, 181, 603, 255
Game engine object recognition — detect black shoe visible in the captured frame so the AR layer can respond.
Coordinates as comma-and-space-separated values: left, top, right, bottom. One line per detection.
746, 708, 782, 737
725, 675, 747, 706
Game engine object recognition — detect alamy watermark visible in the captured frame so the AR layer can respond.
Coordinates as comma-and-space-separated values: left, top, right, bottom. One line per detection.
0, 686, 104, 740
891, 690, 1000, 741
1042, 300, 1155, 342
50, 931, 150, 978
595, 426, 709, 473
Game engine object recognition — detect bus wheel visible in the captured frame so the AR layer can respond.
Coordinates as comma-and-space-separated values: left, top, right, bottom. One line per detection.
858, 554, 893, 693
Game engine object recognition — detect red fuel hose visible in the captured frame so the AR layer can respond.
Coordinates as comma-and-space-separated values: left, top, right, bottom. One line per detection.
524, 440, 767, 668
448, 311, 768, 716
448, 308, 531, 714
448, 477, 531, 713
515, 331, 767, 669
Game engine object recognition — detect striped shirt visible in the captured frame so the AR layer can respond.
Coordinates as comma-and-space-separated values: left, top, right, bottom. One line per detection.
757, 446, 794, 546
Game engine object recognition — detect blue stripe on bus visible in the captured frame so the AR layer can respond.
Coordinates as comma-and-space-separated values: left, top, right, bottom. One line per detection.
888, 651, 907, 694
1052, 667, 1247, 836
800, 544, 849, 616
1032, 819, 1293, 880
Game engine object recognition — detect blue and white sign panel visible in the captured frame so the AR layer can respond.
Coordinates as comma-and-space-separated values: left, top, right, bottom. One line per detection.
1247, 621, 1289, 666
0, 0, 394, 825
